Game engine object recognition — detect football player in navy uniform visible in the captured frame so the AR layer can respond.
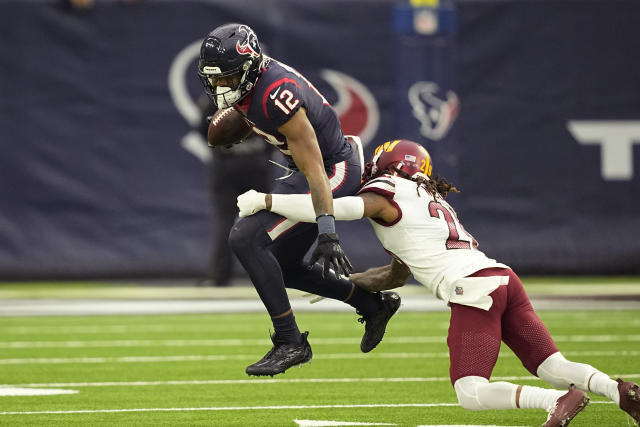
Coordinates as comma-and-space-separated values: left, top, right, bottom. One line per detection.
197, 23, 400, 376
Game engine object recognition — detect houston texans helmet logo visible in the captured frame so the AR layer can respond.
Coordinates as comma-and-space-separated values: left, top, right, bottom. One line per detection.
409, 81, 459, 141
235, 25, 261, 58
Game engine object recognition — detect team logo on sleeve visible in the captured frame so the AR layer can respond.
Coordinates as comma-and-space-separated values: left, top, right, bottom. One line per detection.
235, 25, 261, 58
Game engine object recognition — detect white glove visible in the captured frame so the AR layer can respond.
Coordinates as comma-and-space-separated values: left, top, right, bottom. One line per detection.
237, 190, 267, 217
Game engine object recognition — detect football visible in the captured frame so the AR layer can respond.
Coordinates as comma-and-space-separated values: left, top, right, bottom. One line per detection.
207, 107, 253, 147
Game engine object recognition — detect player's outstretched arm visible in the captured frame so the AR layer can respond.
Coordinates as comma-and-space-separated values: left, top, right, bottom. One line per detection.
237, 191, 398, 224
237, 190, 364, 221
349, 258, 411, 293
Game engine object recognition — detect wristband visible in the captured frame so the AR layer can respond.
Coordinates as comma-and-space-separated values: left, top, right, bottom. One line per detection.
316, 214, 336, 234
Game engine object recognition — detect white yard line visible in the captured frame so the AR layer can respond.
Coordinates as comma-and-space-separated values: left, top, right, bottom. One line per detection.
0, 388, 78, 396
295, 420, 397, 426
3, 318, 640, 335
1, 350, 640, 365
0, 403, 458, 415
3, 374, 639, 389
0, 337, 444, 348
2, 334, 640, 348
1, 296, 638, 317
0, 401, 616, 416
0, 352, 444, 365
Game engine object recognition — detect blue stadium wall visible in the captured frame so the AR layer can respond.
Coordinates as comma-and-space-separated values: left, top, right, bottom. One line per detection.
0, 0, 638, 278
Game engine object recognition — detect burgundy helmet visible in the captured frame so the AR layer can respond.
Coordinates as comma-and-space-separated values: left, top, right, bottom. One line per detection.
362, 139, 433, 182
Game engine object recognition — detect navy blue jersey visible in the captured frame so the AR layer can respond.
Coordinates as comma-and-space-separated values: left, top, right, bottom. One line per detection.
235, 58, 352, 168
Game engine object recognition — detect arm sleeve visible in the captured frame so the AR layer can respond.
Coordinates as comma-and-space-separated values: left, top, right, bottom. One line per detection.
270, 194, 364, 222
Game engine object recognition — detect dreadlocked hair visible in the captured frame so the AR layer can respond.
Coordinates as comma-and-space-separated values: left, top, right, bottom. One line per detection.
424, 174, 459, 199
394, 168, 459, 200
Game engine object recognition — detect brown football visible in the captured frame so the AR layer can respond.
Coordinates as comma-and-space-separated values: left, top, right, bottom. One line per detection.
207, 107, 253, 147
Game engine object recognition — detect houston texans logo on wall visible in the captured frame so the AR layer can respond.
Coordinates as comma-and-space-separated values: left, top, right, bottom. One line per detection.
319, 69, 379, 147
409, 81, 459, 141
235, 25, 261, 58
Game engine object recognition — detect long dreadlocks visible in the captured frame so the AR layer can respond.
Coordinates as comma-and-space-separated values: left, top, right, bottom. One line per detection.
393, 168, 460, 200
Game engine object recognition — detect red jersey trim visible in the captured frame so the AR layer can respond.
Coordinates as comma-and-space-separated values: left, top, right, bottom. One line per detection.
235, 92, 254, 115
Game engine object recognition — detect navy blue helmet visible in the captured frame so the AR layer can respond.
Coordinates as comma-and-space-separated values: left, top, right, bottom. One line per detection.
197, 23, 264, 108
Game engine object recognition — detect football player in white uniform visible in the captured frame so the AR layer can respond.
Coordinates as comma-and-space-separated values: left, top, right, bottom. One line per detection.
237, 139, 640, 426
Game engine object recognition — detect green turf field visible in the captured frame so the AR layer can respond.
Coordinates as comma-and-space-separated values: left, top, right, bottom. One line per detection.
1, 308, 638, 426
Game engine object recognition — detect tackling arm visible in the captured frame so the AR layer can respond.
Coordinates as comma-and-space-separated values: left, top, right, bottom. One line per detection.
349, 257, 411, 293
237, 188, 399, 224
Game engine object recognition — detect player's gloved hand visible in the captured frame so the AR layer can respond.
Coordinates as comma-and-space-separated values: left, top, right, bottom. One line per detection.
308, 232, 354, 278
237, 190, 266, 217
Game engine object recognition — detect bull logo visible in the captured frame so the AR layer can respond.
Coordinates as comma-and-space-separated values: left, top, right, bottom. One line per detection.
235, 25, 261, 58
409, 81, 459, 141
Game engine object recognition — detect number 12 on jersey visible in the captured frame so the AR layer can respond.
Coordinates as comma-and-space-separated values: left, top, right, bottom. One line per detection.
273, 89, 300, 115
428, 200, 478, 250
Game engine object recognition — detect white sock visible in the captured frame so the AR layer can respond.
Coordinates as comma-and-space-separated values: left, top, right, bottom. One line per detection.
587, 372, 620, 405
476, 381, 519, 410
537, 352, 620, 404
518, 385, 565, 411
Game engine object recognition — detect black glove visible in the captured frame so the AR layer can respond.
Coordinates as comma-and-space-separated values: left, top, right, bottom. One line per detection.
308, 232, 354, 278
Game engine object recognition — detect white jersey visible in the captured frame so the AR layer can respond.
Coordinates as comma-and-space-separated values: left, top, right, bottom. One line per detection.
358, 174, 509, 310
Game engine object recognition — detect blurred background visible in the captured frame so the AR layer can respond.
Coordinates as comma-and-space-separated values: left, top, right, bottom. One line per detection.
1, 0, 639, 284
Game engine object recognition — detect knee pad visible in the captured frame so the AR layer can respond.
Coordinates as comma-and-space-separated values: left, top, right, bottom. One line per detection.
454, 376, 490, 410
454, 376, 519, 410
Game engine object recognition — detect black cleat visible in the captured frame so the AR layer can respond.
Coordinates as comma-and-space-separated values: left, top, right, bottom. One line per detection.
358, 291, 401, 353
246, 331, 312, 377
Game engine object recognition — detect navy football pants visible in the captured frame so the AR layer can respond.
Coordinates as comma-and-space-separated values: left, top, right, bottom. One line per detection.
228, 146, 369, 318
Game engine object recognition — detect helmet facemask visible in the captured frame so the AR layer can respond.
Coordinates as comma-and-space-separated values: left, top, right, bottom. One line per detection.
199, 59, 258, 108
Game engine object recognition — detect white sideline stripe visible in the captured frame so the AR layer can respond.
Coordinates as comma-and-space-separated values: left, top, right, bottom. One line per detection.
4, 374, 639, 389
0, 337, 445, 348
4, 318, 640, 334
0, 388, 78, 396
4, 296, 637, 317
0, 401, 616, 416
3, 334, 640, 348
2, 350, 640, 365
0, 403, 457, 416
295, 420, 396, 426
